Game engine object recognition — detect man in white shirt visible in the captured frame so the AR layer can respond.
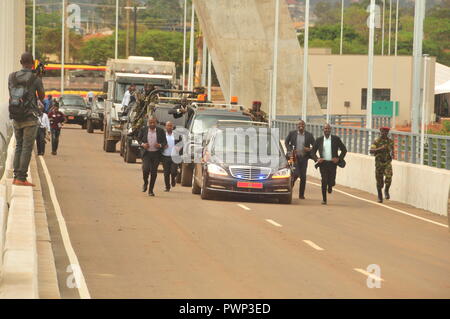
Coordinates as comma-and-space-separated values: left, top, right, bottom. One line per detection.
311, 124, 347, 205
121, 84, 136, 111
162, 121, 181, 192
36, 104, 51, 156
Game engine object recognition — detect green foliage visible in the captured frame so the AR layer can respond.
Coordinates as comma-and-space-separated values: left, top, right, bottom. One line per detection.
443, 120, 450, 133
302, 0, 450, 65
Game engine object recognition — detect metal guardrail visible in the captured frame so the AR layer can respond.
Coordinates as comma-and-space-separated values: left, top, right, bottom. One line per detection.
274, 120, 450, 170
276, 115, 392, 128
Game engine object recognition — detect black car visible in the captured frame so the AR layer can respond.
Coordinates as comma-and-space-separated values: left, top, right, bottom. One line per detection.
191, 121, 293, 204
59, 94, 88, 128
86, 96, 105, 133
178, 106, 253, 187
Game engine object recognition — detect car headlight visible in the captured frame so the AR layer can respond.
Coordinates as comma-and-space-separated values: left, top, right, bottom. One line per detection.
207, 164, 228, 176
272, 168, 291, 179
91, 112, 99, 118
79, 110, 87, 115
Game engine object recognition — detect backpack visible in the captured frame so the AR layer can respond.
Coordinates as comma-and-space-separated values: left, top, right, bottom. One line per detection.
9, 71, 38, 121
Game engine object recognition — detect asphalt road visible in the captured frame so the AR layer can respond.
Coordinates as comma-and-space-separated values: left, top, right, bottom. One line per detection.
39, 125, 450, 298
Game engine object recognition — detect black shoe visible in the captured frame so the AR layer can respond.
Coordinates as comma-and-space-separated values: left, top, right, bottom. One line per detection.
171, 179, 176, 187
328, 186, 332, 194
384, 189, 390, 200
148, 192, 155, 197
51, 151, 57, 155
142, 183, 148, 192
164, 188, 170, 192
321, 201, 327, 205
377, 188, 383, 203
299, 195, 305, 199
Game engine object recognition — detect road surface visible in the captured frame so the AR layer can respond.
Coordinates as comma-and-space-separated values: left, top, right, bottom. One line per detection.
36, 125, 450, 298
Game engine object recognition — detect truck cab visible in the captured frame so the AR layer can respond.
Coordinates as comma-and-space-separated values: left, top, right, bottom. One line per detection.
103, 57, 176, 152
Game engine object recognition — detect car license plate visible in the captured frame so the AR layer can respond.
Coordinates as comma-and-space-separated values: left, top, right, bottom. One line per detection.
237, 181, 263, 189
68, 116, 75, 120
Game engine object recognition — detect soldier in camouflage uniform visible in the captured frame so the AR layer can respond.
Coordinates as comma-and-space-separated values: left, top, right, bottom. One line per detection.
245, 101, 268, 122
370, 127, 394, 203
130, 84, 158, 135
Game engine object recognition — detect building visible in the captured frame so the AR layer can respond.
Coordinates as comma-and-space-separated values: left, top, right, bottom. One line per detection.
308, 52, 437, 127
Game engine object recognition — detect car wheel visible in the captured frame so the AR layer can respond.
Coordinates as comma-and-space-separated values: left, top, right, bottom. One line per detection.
119, 137, 124, 157
200, 173, 212, 200
278, 192, 292, 204
124, 139, 137, 163
181, 163, 193, 187
87, 119, 94, 133
81, 121, 87, 130
105, 140, 116, 153
191, 168, 201, 194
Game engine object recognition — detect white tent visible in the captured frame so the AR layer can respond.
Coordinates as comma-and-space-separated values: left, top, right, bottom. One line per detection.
435, 63, 450, 95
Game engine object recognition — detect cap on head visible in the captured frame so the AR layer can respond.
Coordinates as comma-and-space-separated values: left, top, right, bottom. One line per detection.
380, 127, 390, 132
252, 101, 261, 106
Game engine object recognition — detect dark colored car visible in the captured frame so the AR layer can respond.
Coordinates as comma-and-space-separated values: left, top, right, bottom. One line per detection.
191, 121, 292, 204
179, 106, 253, 187
58, 94, 88, 128
86, 96, 105, 133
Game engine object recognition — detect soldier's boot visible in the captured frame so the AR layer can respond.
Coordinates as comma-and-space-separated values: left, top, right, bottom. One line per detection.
377, 187, 383, 203
384, 185, 390, 200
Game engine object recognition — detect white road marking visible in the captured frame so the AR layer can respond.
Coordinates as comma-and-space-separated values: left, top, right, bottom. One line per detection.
237, 204, 251, 211
303, 240, 325, 251
354, 268, 385, 282
39, 156, 91, 299
307, 181, 448, 229
266, 219, 282, 227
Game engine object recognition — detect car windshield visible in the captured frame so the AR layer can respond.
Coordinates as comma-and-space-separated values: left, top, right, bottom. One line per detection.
192, 114, 251, 134
61, 96, 86, 107
115, 83, 144, 103
211, 128, 285, 166
95, 101, 105, 110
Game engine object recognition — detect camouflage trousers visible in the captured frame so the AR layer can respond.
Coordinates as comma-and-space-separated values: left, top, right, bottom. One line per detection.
375, 162, 393, 189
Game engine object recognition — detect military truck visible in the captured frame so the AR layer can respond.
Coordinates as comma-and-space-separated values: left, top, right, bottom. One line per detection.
102, 56, 176, 152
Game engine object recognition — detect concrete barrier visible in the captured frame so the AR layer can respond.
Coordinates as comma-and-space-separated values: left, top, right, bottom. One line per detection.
306, 152, 450, 217
0, 136, 39, 299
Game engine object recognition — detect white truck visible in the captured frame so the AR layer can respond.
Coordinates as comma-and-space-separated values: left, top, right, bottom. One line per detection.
102, 56, 176, 152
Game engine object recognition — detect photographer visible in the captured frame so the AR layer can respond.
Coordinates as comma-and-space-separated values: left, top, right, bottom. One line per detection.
8, 52, 45, 187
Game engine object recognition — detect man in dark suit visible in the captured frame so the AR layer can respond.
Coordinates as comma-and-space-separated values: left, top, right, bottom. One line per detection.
285, 120, 315, 199
137, 116, 167, 196
311, 123, 347, 205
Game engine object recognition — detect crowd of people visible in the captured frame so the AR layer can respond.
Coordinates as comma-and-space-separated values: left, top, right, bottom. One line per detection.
8, 52, 395, 206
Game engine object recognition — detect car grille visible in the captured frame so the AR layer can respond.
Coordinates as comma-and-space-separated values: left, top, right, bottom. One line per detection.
229, 166, 272, 180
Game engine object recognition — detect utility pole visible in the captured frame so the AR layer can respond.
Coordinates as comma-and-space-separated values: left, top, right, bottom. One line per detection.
124, 5, 146, 56
32, 0, 36, 59
271, 0, 280, 123
115, 0, 119, 59
61, 0, 66, 94
302, 0, 310, 121
388, 0, 392, 55
340, 0, 344, 55
411, 0, 425, 134
188, 3, 195, 91
182, 0, 187, 90
381, 0, 385, 56
326, 64, 333, 124
420, 55, 430, 165
394, 0, 399, 56
366, 0, 376, 130
126, 0, 131, 58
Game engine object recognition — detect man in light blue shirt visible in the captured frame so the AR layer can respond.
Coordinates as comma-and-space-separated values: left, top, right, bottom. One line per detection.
162, 121, 180, 192
311, 124, 347, 205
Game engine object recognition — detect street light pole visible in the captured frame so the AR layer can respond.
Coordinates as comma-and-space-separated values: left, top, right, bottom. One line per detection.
302, 0, 310, 121
388, 0, 392, 55
207, 52, 212, 100
394, 0, 399, 56
32, 0, 36, 59
61, 0, 66, 94
366, 0, 376, 130
381, 0, 385, 56
115, 0, 118, 59
326, 64, 333, 124
340, 0, 344, 55
124, 5, 146, 56
411, 0, 425, 134
420, 55, 430, 165
271, 0, 280, 123
188, 3, 195, 91
182, 0, 187, 90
